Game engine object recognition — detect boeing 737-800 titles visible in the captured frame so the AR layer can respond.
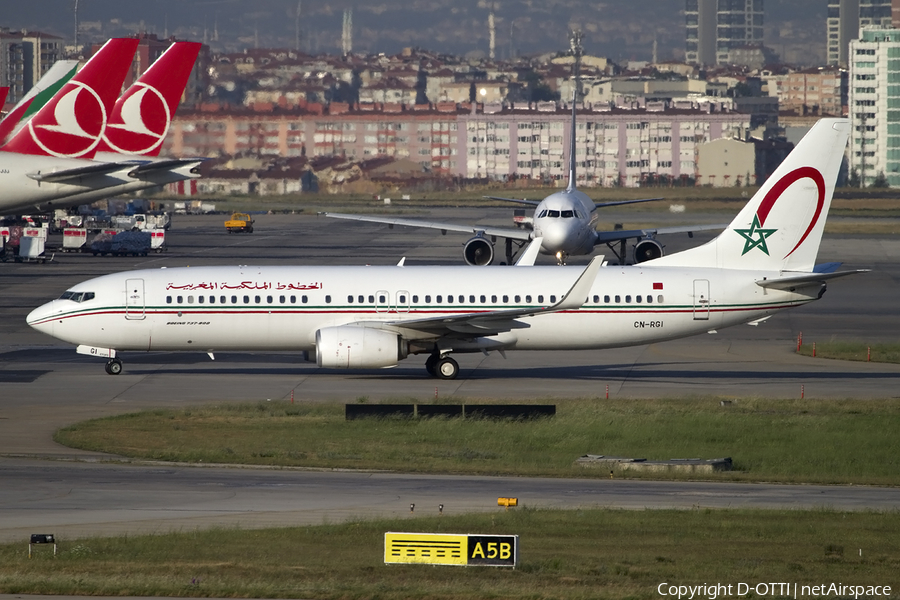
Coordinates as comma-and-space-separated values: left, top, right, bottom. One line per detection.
323, 99, 722, 266
28, 119, 862, 380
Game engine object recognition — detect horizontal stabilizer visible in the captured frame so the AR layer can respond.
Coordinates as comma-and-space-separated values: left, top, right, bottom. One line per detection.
756, 269, 869, 290
320, 212, 531, 241
27, 162, 130, 184
127, 158, 204, 178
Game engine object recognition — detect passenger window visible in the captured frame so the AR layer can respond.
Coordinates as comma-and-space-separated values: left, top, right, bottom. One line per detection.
480, 295, 486, 303
209, 296, 215, 304
514, 295, 521, 303
491, 295, 497, 303
525, 295, 532, 303
290, 295, 296, 303
177, 296, 183, 304
187, 296, 194, 304
615, 295, 621, 303
231, 296, 238, 304
220, 296, 226, 304
413, 295, 419, 303
436, 295, 442, 303
368, 295, 374, 303
503, 295, 508, 303
625, 295, 632, 303
592, 295, 599, 303
538, 295, 544, 303
657, 295, 664, 303
647, 295, 653, 304
469, 295, 475, 303
302, 295, 308, 304
348, 295, 354, 303
550, 295, 557, 303
425, 295, 432, 303
399, 294, 407, 303
604, 295, 610, 303
198, 296, 204, 304
166, 296, 172, 304
279, 295, 285, 303
379, 294, 386, 303
447, 295, 453, 303
243, 295, 250, 303
254, 295, 261, 304
267, 296, 273, 304
358, 295, 364, 303
325, 295, 331, 304
636, 295, 642, 303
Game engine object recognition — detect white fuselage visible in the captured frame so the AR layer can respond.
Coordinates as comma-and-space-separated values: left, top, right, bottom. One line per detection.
27, 264, 818, 357
531, 189, 598, 256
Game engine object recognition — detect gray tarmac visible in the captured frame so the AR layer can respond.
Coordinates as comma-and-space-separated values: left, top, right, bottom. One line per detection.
1, 207, 899, 543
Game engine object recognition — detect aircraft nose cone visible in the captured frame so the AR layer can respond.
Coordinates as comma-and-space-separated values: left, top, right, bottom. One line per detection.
537, 221, 572, 252
26, 302, 56, 336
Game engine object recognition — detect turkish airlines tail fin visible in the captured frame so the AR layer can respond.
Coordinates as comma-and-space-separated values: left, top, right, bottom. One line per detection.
1, 38, 139, 159
648, 118, 850, 273
0, 60, 80, 145
97, 41, 201, 157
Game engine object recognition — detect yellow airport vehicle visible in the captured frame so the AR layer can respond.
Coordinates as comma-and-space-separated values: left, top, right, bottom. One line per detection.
225, 213, 254, 233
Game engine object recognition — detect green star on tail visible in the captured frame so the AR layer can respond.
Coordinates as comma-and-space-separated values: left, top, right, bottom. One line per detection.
734, 215, 777, 256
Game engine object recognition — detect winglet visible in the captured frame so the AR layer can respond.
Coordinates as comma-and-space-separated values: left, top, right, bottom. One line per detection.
553, 255, 603, 310
514, 238, 543, 266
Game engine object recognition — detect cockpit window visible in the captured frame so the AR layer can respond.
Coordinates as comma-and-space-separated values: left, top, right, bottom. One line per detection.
561, 210, 574, 218
538, 210, 547, 218
548, 210, 560, 218
59, 291, 94, 303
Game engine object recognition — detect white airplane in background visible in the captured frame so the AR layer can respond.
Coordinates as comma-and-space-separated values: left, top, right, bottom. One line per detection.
0, 41, 203, 216
28, 119, 862, 380
323, 100, 722, 266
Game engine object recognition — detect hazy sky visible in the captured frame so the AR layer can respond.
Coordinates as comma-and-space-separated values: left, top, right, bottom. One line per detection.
7, 0, 826, 64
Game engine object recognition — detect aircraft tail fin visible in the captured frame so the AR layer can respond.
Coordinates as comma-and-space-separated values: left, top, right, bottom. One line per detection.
0, 60, 80, 145
648, 118, 850, 272
1, 38, 139, 159
97, 41, 202, 157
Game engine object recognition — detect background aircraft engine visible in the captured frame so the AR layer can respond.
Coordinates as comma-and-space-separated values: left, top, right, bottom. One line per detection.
633, 238, 664, 263
463, 236, 494, 266
316, 326, 407, 369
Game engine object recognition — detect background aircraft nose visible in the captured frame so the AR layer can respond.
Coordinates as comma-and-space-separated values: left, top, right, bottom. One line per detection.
537, 220, 572, 251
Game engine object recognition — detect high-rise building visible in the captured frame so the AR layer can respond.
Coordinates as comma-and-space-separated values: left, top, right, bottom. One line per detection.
828, 0, 900, 67
685, 0, 764, 66
0, 29, 63, 104
848, 27, 900, 186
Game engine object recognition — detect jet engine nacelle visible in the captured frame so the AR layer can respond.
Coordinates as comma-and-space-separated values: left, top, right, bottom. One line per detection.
463, 236, 494, 266
316, 326, 407, 369
633, 238, 664, 263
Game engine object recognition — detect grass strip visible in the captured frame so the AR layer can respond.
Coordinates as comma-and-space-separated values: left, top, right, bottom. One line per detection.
54, 398, 900, 486
1, 508, 898, 599
797, 342, 900, 364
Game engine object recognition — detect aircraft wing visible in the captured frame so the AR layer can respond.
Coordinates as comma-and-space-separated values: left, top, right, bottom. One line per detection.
594, 223, 727, 245
320, 212, 532, 241
27, 162, 133, 184
483, 195, 541, 207
363, 256, 604, 337
594, 197, 664, 209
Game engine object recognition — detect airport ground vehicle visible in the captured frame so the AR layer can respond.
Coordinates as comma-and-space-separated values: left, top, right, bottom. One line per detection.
225, 213, 254, 233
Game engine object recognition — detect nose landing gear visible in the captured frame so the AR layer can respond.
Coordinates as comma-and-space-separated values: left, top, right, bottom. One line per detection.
105, 358, 123, 375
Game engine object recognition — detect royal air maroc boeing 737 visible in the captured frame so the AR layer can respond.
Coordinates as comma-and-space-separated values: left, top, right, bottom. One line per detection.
27, 118, 862, 380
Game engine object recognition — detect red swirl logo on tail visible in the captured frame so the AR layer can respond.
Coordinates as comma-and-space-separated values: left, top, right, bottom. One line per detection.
28, 81, 106, 158
735, 166, 826, 258
102, 83, 171, 155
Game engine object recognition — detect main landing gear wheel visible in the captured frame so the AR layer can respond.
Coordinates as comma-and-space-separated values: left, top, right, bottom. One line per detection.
436, 356, 459, 380
105, 358, 123, 375
425, 354, 438, 376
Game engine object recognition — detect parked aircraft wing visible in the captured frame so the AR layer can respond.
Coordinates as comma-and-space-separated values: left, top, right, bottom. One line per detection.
593, 197, 663, 208
594, 223, 726, 245
320, 211, 532, 241
483, 195, 540, 206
